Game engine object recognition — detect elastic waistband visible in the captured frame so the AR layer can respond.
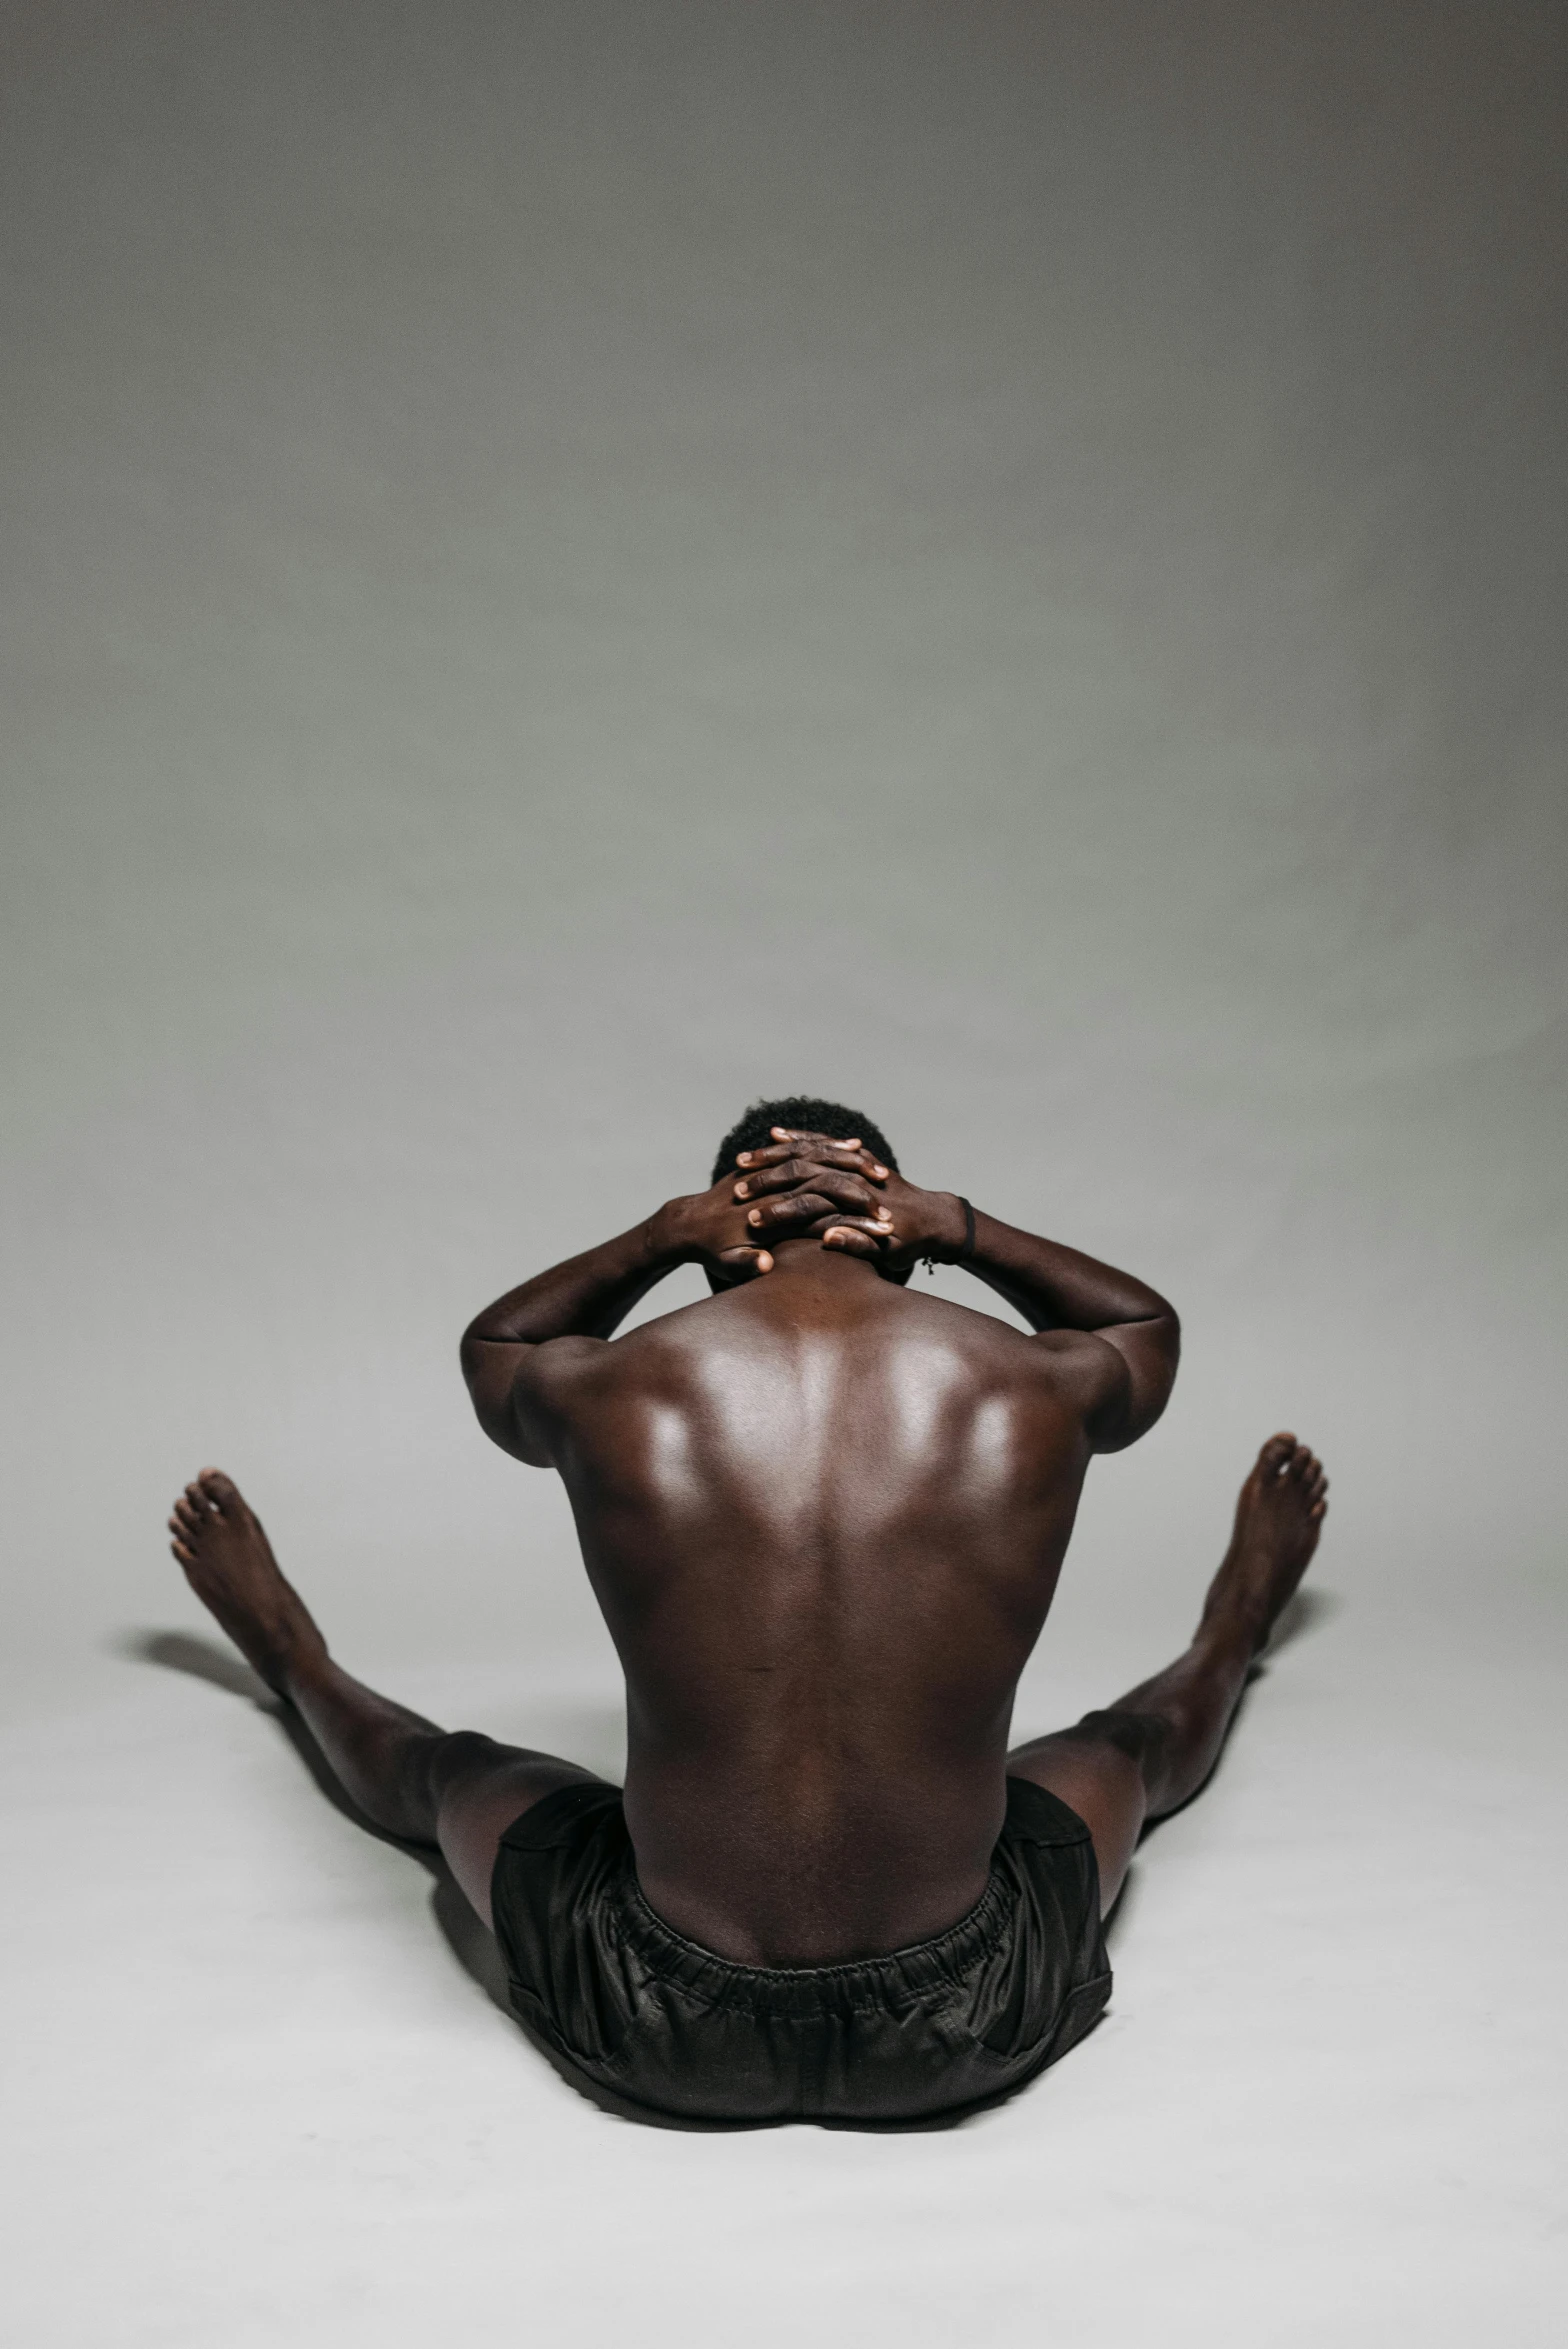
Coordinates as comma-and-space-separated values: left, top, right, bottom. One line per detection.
615, 1863, 1013, 2020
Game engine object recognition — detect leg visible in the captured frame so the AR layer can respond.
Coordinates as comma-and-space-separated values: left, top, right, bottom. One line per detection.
1008, 1433, 1328, 1910
168, 1468, 602, 1926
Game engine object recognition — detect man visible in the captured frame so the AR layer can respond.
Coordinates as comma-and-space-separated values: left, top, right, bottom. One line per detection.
170, 1095, 1326, 2126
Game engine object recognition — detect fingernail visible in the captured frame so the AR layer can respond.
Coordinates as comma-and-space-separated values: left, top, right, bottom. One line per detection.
734, 1181, 750, 1198
748, 1209, 763, 1225
737, 1152, 753, 1165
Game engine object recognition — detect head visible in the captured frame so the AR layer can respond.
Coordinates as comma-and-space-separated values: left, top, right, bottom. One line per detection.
709, 1095, 900, 1187
709, 1095, 910, 1286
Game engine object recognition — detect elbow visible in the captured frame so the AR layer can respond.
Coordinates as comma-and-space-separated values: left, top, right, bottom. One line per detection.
457, 1329, 510, 1435
1147, 1308, 1182, 1415
1092, 1311, 1180, 1454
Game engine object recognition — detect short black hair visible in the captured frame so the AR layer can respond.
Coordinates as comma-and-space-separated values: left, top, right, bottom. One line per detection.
710, 1096, 899, 1185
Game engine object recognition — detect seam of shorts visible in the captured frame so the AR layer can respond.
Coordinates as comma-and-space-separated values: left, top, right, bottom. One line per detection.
962, 1963, 1107, 2076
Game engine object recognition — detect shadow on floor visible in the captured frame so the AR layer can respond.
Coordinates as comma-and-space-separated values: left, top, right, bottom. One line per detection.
122, 1599, 1342, 2132
1105, 1582, 1342, 1948
120, 1633, 762, 2128
1266, 1585, 1341, 1655
121, 1630, 515, 2016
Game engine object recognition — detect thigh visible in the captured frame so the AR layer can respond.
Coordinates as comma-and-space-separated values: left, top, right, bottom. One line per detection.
428, 1733, 607, 1929
1007, 1729, 1149, 1913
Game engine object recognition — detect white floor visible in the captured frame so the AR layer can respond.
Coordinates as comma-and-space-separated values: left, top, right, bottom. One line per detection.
4, 1568, 1563, 2348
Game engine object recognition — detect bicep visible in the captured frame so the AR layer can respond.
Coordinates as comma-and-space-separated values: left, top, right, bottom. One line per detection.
459, 1334, 603, 1467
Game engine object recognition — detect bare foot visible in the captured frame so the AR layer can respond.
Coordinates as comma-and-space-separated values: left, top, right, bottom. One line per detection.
1200, 1433, 1328, 1655
167, 1469, 327, 1696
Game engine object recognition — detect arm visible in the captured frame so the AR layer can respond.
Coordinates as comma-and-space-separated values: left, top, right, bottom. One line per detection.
947, 1203, 1178, 1449
918, 1188, 1180, 1448
460, 1211, 710, 1468
734, 1133, 1180, 1452
459, 1156, 888, 1465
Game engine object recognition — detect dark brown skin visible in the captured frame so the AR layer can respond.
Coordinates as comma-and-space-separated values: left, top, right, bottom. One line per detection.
460, 1135, 1170, 1959
168, 1130, 1327, 1971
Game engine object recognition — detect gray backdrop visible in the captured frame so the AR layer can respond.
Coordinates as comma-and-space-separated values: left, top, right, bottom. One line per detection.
4, 8, 1567, 2345
0, 4, 1558, 1691
6, 0, 1562, 1705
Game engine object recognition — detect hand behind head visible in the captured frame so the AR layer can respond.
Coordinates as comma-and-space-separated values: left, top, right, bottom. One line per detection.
731, 1129, 895, 1262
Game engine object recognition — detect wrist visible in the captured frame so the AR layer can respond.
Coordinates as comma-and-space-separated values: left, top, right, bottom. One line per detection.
924, 1193, 971, 1268
643, 1198, 699, 1267
921, 1191, 973, 1264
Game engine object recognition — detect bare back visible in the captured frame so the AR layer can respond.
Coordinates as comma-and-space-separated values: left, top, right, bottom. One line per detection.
542, 1262, 1095, 1962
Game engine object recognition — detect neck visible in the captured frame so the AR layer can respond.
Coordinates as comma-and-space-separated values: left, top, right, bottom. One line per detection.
764, 1238, 886, 1289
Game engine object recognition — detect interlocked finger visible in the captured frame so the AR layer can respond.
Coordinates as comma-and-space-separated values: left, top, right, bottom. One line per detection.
818, 1227, 883, 1260
716, 1243, 775, 1279
744, 1188, 895, 1235
735, 1132, 889, 1183
743, 1189, 843, 1232
818, 1214, 899, 1255
734, 1159, 883, 1214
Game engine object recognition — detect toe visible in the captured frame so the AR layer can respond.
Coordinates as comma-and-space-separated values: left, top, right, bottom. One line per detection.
1259, 1433, 1296, 1475
196, 1469, 241, 1512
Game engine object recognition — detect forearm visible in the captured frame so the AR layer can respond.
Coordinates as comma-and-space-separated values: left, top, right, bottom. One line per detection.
462, 1216, 677, 1353
947, 1202, 1174, 1336
459, 1171, 797, 1461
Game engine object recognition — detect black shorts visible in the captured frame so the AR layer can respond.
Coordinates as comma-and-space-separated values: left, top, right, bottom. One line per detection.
490, 1776, 1111, 2126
